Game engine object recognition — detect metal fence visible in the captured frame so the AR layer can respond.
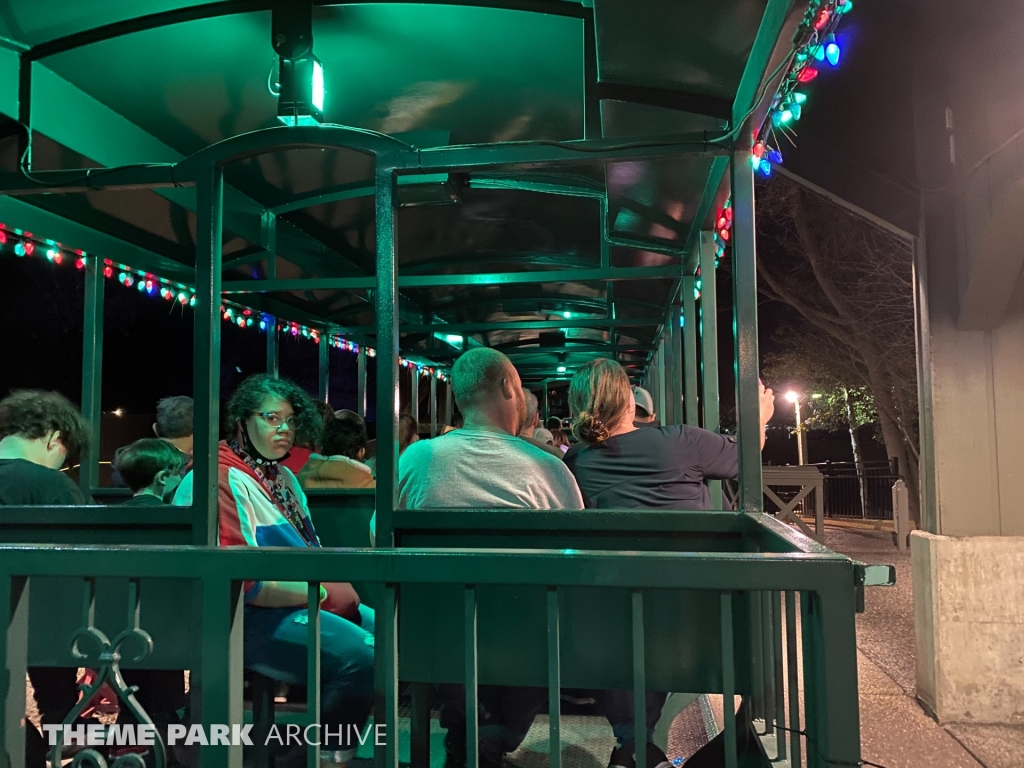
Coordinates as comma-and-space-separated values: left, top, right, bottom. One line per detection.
816, 460, 900, 520
0, 533, 864, 768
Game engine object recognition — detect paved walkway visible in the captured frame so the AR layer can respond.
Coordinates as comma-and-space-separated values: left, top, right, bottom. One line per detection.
824, 524, 1024, 768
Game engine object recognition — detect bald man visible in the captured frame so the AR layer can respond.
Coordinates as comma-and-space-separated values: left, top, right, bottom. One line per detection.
397, 348, 582, 768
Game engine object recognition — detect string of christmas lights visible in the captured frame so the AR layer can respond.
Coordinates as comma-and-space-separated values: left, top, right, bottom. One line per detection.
0, 223, 451, 381
750, 0, 853, 177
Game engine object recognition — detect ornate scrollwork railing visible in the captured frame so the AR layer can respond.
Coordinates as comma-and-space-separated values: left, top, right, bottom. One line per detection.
49, 579, 167, 768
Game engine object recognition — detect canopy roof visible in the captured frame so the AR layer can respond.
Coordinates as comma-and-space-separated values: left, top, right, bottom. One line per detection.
0, 0, 804, 382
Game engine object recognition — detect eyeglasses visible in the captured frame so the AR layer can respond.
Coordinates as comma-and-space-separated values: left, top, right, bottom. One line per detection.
256, 412, 298, 430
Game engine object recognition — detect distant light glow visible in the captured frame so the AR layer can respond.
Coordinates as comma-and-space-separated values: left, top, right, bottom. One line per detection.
113, 408, 124, 417
811, 393, 823, 399
785, 391, 799, 404
312, 60, 325, 113
557, 365, 567, 373
562, 311, 572, 319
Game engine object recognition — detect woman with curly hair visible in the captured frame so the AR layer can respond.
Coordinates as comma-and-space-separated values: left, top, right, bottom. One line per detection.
174, 374, 373, 764
563, 359, 774, 768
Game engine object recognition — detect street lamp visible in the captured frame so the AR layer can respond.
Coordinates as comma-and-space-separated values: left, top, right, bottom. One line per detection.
784, 391, 806, 465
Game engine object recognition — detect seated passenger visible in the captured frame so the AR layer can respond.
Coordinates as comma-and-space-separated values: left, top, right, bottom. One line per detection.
279, 400, 334, 475
0, 391, 88, 766
299, 418, 375, 489
550, 428, 570, 454
517, 388, 565, 459
398, 348, 583, 768
114, 438, 187, 503
111, 396, 194, 487
631, 387, 661, 428
0, 390, 86, 505
532, 427, 555, 446
106, 439, 191, 735
174, 375, 373, 764
564, 359, 775, 768
399, 413, 419, 453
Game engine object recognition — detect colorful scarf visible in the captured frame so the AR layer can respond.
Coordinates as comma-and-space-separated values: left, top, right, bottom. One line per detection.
227, 438, 319, 548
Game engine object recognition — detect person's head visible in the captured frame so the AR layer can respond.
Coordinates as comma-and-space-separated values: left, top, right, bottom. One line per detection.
568, 359, 635, 445
226, 374, 320, 461
322, 418, 369, 461
451, 348, 526, 434
546, 416, 562, 431
153, 396, 194, 453
334, 409, 365, 429
399, 414, 419, 454
114, 438, 185, 497
550, 428, 570, 450
0, 390, 88, 469
533, 427, 554, 445
632, 387, 656, 423
518, 388, 540, 436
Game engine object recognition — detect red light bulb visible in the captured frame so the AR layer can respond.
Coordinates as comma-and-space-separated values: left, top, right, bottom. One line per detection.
798, 68, 819, 83
814, 9, 830, 29
23, 242, 34, 256
103, 266, 113, 278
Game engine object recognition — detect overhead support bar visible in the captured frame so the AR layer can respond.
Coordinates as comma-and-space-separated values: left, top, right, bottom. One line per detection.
595, 82, 733, 121
221, 266, 683, 294
408, 131, 729, 174
425, 344, 654, 360
0, 165, 183, 195
398, 317, 664, 334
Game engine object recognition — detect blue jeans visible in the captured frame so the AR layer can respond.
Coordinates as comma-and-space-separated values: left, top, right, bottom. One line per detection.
244, 604, 375, 749
596, 691, 668, 747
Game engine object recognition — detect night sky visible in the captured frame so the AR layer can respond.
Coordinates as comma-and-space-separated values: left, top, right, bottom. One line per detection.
0, 0, 916, 466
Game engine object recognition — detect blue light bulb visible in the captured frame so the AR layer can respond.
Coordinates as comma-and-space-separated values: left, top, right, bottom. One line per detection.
768, 148, 783, 164
825, 42, 841, 66
759, 159, 773, 177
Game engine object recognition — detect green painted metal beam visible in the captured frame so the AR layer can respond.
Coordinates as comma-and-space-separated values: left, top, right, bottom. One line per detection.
406, 131, 730, 174
425, 344, 653, 359
396, 317, 662, 334
221, 266, 682, 293
0, 197, 194, 284
730, 152, 763, 514
78, 258, 103, 500
731, 0, 798, 132
682, 277, 700, 427
699, 231, 723, 509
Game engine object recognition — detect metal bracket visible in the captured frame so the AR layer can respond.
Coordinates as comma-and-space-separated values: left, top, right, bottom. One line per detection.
852, 562, 897, 613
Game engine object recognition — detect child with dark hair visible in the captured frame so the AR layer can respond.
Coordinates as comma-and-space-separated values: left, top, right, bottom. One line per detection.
111, 395, 194, 488
298, 419, 374, 489
113, 438, 187, 504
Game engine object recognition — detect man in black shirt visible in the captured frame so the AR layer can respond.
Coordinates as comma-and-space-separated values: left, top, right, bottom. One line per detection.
0, 390, 87, 505
0, 390, 88, 766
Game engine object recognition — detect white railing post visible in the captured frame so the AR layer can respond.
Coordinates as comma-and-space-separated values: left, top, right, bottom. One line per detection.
892, 479, 910, 551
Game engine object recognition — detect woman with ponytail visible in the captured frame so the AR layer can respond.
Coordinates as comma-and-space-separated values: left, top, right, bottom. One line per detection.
174, 374, 373, 766
565, 359, 774, 768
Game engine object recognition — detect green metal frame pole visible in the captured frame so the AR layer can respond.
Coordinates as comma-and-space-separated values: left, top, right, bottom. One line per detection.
357, 345, 367, 418
446, 378, 453, 428
681, 277, 699, 427
79, 256, 104, 500
266, 321, 278, 377
430, 374, 438, 437
374, 165, 399, 547
668, 297, 683, 425
265, 215, 278, 378
318, 333, 329, 402
699, 231, 723, 508
193, 164, 224, 545
730, 152, 764, 514
656, 340, 667, 422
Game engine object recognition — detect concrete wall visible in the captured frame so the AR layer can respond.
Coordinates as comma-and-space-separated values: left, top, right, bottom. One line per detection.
927, 284, 1024, 536
912, 532, 1024, 723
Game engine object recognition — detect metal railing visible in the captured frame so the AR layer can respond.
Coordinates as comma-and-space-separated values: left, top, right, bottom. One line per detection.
0, 541, 863, 768
817, 461, 900, 520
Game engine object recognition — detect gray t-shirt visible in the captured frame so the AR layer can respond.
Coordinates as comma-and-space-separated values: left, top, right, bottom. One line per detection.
398, 428, 584, 510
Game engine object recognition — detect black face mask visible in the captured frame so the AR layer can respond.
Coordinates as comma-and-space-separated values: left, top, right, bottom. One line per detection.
239, 423, 289, 465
